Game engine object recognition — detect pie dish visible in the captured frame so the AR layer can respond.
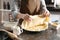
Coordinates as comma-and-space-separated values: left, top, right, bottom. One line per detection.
21, 15, 49, 31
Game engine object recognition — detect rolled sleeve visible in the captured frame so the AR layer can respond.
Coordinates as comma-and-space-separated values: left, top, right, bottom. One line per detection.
40, 0, 49, 12
11, 0, 20, 20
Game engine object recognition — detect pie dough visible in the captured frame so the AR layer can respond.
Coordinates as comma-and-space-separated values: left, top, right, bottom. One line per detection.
21, 15, 49, 31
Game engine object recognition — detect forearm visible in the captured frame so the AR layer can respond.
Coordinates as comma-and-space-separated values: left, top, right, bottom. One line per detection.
11, 9, 26, 20
16, 12, 22, 19
16, 12, 28, 19
41, 0, 49, 12
40, 0, 50, 17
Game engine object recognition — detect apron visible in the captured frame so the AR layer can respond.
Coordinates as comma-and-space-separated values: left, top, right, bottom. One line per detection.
20, 0, 43, 15
19, 0, 43, 25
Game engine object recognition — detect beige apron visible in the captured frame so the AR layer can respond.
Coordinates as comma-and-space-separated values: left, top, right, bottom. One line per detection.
28, 0, 40, 14
20, 0, 50, 31
20, 0, 41, 15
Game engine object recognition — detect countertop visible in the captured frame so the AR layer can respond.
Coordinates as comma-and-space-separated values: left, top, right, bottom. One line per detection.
19, 28, 57, 40
0, 24, 58, 40
0, 11, 60, 40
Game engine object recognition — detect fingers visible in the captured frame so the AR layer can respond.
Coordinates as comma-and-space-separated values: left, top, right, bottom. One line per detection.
23, 14, 32, 21
43, 11, 50, 17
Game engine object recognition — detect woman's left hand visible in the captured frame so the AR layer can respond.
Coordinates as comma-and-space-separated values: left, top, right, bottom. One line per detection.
43, 10, 50, 17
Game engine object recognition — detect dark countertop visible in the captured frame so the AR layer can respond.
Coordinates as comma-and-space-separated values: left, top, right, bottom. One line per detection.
19, 28, 57, 40
19, 11, 60, 40
0, 11, 60, 40
0, 23, 59, 40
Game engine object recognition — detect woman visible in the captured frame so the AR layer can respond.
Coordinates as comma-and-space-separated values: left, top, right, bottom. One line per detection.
0, 0, 50, 40
1, 0, 50, 39
6, 0, 50, 36
11, 0, 50, 22
11, 0, 50, 35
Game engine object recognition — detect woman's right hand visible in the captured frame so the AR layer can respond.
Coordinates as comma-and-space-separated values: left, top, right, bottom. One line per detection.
23, 14, 32, 21
16, 13, 32, 21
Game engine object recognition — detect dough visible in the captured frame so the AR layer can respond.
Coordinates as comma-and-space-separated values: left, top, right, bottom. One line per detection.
21, 15, 49, 31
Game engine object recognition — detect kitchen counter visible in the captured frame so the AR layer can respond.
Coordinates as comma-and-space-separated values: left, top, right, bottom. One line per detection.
0, 11, 60, 40
0, 24, 59, 40
19, 28, 57, 40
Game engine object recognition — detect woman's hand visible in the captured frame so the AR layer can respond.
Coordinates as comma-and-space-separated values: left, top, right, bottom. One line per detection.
43, 10, 50, 17
23, 14, 32, 21
16, 13, 32, 22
